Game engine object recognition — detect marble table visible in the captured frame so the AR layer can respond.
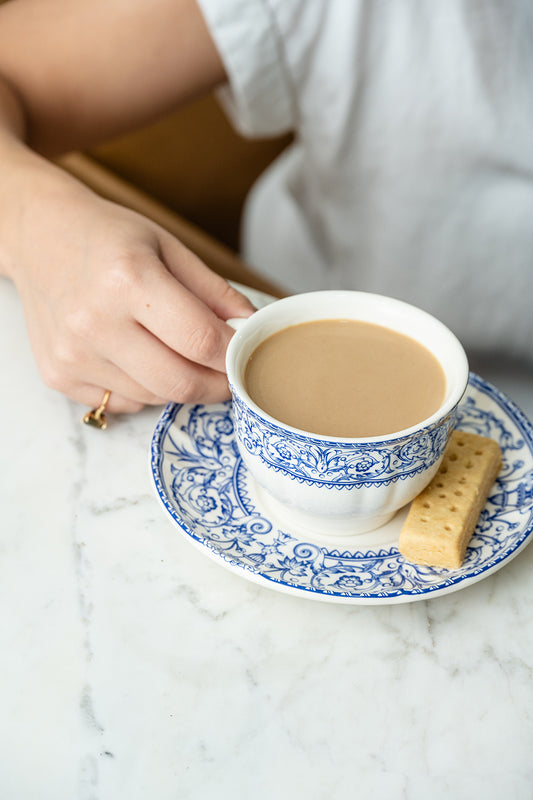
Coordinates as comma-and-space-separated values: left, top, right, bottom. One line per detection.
1, 276, 533, 800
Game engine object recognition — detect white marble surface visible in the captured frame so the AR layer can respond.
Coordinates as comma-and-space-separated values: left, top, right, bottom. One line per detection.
1, 277, 533, 800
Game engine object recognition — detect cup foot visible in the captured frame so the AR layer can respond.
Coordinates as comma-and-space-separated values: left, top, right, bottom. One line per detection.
253, 482, 396, 538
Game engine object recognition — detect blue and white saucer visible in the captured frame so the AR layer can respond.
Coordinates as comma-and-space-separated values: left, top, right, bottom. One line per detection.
150, 373, 533, 604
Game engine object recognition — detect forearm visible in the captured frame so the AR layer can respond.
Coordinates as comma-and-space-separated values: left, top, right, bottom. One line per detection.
0, 75, 83, 280
0, 0, 226, 279
0, 0, 225, 157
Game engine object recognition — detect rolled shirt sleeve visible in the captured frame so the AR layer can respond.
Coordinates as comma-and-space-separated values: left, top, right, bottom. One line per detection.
197, 0, 297, 137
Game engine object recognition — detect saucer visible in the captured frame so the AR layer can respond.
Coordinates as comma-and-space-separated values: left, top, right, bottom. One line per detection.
150, 372, 533, 604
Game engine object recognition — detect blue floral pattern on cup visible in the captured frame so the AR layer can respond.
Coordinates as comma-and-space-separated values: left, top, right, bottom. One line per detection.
231, 392, 455, 488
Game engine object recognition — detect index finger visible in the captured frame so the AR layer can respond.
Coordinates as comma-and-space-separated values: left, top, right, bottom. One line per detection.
132, 255, 247, 373
158, 229, 257, 321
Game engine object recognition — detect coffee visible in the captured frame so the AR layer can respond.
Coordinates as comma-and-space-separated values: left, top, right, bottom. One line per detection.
244, 319, 446, 437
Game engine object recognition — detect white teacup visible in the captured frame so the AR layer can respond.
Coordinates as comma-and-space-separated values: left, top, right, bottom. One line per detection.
226, 291, 469, 535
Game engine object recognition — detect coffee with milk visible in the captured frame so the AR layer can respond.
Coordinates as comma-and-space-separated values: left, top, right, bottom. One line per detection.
244, 319, 446, 438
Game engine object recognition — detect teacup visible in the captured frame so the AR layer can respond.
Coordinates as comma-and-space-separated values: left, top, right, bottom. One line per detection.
226, 291, 469, 535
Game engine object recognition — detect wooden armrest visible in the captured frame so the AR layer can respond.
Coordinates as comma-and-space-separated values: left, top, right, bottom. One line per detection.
57, 152, 285, 299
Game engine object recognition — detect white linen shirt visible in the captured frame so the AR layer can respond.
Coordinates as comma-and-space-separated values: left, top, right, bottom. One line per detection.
197, 0, 533, 363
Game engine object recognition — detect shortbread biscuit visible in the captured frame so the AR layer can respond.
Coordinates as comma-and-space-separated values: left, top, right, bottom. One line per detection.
399, 430, 502, 569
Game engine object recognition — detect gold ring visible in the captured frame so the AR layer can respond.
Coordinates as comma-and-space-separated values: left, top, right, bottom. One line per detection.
82, 389, 111, 430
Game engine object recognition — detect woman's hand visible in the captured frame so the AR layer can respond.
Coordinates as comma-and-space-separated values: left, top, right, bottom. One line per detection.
0, 0, 256, 414
2, 163, 256, 414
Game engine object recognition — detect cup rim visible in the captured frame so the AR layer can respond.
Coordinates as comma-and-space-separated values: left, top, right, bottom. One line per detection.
226, 290, 470, 444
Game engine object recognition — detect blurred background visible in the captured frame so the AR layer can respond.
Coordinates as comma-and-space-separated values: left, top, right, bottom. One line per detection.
89, 94, 292, 258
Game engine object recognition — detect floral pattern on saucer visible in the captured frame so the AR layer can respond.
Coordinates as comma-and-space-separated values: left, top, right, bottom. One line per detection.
150, 373, 533, 604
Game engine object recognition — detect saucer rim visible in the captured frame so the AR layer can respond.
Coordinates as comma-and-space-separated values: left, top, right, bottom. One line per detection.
150, 372, 533, 605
